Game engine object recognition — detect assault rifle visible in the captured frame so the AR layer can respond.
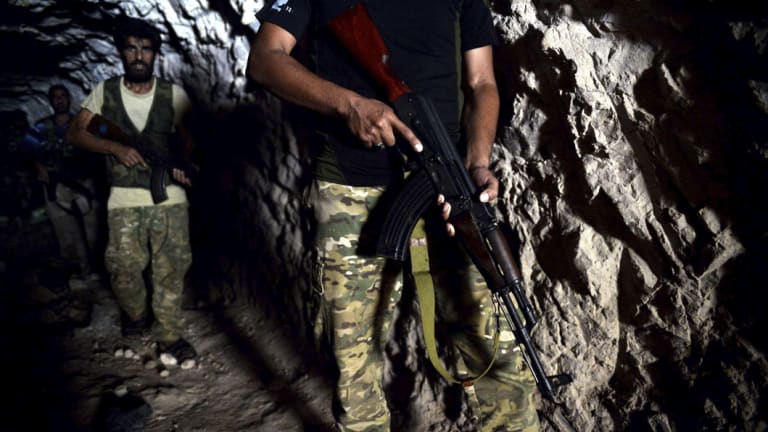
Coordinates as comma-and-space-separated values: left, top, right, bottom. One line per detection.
328, 3, 572, 400
86, 114, 194, 204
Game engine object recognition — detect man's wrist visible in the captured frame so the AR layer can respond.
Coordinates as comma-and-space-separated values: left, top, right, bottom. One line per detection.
467, 162, 490, 172
337, 92, 359, 119
466, 145, 492, 171
106, 141, 118, 155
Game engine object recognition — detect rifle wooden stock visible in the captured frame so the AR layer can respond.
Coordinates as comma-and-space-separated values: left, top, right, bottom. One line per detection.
327, 3, 410, 102
329, 3, 573, 400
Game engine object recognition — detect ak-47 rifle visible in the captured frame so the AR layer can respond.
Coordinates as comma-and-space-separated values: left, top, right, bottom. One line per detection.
86, 113, 194, 204
328, 3, 572, 400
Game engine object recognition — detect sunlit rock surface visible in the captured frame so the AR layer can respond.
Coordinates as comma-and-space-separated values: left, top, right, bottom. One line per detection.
1, 0, 766, 430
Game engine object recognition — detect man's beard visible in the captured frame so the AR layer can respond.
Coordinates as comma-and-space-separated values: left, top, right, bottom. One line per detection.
52, 104, 69, 115
125, 61, 154, 83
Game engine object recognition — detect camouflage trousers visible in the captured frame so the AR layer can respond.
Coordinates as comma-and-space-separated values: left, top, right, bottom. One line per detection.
104, 203, 192, 342
311, 181, 540, 432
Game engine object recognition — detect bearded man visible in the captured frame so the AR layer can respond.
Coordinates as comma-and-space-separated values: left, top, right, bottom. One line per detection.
67, 17, 197, 366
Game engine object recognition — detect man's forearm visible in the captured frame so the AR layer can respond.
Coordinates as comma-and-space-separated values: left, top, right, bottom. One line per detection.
247, 45, 358, 120
463, 81, 499, 170
69, 132, 119, 155
247, 22, 422, 149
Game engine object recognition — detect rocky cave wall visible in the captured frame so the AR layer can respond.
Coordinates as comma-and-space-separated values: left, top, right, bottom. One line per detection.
1, 0, 766, 431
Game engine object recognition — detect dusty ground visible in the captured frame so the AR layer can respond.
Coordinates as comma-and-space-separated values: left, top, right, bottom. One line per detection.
1, 215, 337, 432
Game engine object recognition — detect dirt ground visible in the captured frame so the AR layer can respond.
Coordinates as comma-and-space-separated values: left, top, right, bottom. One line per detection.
1, 215, 337, 432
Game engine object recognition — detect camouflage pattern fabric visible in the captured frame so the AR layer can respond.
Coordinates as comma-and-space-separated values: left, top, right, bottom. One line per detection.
104, 203, 192, 342
312, 181, 403, 432
422, 216, 541, 432
311, 180, 539, 431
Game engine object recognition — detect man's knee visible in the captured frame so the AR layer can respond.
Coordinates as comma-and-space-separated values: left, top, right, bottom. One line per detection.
105, 243, 148, 275
152, 244, 192, 282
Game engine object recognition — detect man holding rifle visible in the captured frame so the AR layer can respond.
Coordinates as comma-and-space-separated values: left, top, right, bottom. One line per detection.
248, 1, 541, 431
67, 17, 197, 366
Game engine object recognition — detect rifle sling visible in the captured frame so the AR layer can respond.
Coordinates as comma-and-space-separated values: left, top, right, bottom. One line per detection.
409, 218, 500, 388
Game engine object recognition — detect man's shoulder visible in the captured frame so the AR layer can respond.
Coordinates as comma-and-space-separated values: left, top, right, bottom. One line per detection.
86, 78, 110, 95
167, 81, 190, 100
154, 77, 185, 92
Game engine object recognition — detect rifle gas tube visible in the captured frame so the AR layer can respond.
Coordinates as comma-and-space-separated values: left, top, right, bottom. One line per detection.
328, 3, 572, 400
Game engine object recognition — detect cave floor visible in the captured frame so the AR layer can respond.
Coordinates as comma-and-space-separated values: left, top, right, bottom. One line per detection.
1, 215, 335, 432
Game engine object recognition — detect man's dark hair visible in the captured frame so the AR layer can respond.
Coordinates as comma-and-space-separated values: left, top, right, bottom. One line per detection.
47, 84, 70, 101
113, 17, 162, 52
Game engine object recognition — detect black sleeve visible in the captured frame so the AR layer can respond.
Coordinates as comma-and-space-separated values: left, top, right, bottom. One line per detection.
460, 0, 497, 52
256, 0, 312, 41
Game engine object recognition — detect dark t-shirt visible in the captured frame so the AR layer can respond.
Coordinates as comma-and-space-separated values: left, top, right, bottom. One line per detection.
258, 0, 495, 186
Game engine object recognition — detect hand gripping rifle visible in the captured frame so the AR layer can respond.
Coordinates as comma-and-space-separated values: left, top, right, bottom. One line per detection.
86, 114, 194, 204
328, 3, 572, 400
